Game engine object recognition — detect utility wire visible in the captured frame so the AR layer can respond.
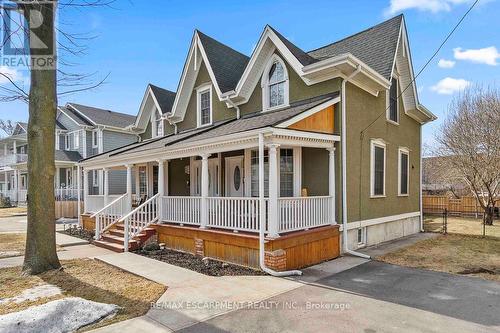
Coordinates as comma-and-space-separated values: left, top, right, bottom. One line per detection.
359, 0, 480, 137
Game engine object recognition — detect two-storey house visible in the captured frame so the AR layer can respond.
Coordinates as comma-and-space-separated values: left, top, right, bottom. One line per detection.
79, 15, 436, 271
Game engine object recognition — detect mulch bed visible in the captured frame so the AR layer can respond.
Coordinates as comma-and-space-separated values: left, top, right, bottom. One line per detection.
135, 248, 266, 276
59, 226, 95, 242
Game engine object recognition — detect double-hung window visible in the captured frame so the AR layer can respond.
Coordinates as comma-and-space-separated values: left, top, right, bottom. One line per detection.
370, 139, 386, 197
250, 150, 269, 197
65, 134, 70, 150
92, 130, 99, 148
280, 149, 294, 197
398, 148, 409, 196
197, 84, 212, 127
387, 77, 399, 123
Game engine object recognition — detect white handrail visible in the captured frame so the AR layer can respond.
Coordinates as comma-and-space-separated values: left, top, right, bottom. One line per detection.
90, 193, 128, 218
122, 193, 159, 251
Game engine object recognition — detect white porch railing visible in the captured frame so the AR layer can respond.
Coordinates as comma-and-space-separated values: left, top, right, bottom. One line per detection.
55, 188, 82, 201
161, 196, 201, 225
17, 189, 27, 203
121, 193, 159, 251
91, 194, 128, 240
207, 197, 267, 232
278, 196, 334, 233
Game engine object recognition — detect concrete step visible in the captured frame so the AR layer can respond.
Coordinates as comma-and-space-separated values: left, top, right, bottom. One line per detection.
93, 240, 124, 253
101, 234, 139, 246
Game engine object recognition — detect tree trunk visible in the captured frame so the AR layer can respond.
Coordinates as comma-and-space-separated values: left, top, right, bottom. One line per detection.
22, 3, 61, 275
484, 206, 494, 226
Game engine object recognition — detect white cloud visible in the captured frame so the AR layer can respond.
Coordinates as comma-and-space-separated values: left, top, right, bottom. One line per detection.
385, 0, 470, 15
0, 66, 23, 85
453, 46, 499, 66
431, 77, 470, 94
438, 59, 456, 68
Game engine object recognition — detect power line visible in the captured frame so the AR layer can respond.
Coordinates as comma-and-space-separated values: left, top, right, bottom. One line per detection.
360, 0, 480, 136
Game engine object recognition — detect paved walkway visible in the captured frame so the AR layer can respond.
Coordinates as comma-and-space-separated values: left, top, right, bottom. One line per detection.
92, 233, 499, 333
93, 252, 302, 332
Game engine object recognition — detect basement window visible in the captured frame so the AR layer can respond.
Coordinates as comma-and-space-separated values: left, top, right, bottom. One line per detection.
357, 227, 366, 245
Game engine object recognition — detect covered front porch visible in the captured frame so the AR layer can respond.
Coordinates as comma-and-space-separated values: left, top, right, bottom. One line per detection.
82, 128, 340, 244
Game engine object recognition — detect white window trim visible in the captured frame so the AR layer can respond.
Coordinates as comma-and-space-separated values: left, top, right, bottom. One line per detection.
91, 130, 99, 148
20, 146, 25, 154
64, 134, 70, 150
370, 139, 386, 198
357, 227, 367, 246
66, 168, 72, 188
74, 131, 79, 149
261, 54, 290, 112
398, 147, 410, 196
196, 83, 212, 128
92, 170, 98, 187
55, 132, 60, 150
386, 75, 400, 125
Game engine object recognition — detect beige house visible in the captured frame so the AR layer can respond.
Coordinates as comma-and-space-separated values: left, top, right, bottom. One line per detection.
79, 14, 436, 271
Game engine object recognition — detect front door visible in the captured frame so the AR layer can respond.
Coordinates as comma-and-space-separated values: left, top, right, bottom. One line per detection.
225, 156, 244, 197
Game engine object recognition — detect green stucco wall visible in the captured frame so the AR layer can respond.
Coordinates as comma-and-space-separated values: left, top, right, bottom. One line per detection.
168, 158, 190, 196
177, 62, 234, 132
344, 82, 421, 223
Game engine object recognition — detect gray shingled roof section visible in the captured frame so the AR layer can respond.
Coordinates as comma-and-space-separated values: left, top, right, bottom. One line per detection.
55, 150, 82, 162
149, 84, 176, 114
175, 92, 338, 146
60, 106, 93, 126
55, 120, 66, 131
268, 26, 317, 66
89, 93, 338, 160
68, 103, 136, 128
307, 15, 403, 80
197, 31, 250, 93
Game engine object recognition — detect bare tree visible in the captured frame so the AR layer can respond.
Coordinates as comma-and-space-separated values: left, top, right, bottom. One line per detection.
435, 85, 500, 225
0, 0, 114, 274
0, 119, 15, 136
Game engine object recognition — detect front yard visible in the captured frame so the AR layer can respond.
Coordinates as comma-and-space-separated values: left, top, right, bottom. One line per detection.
377, 234, 500, 282
0, 233, 26, 258
0, 207, 27, 218
0, 259, 166, 331
424, 215, 500, 237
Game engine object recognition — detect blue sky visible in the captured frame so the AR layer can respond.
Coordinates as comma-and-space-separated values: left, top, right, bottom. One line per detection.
1, 0, 499, 146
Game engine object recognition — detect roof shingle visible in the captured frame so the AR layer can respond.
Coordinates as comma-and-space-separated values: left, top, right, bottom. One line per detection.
68, 103, 136, 128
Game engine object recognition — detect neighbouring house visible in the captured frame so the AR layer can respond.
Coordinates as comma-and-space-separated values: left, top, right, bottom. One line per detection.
0, 104, 138, 207
79, 14, 436, 271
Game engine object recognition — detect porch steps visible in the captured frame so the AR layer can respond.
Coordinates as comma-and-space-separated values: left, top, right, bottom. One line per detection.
93, 223, 157, 253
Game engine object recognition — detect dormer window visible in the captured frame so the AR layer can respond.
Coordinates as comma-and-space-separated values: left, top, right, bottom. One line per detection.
196, 83, 212, 127
262, 55, 289, 111
387, 77, 399, 124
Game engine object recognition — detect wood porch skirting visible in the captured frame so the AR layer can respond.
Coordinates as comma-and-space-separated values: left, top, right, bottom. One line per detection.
152, 224, 340, 271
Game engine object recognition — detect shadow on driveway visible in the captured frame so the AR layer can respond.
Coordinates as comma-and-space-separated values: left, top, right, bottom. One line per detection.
318, 261, 500, 327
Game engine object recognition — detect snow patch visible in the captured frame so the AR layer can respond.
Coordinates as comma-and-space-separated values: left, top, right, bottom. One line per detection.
0, 284, 62, 305
0, 297, 119, 333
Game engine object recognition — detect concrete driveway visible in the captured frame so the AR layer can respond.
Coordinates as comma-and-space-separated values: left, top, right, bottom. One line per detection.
179, 261, 500, 333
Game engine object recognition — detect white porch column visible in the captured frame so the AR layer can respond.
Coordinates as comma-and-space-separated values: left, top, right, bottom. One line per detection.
83, 169, 89, 213
103, 168, 109, 206
77, 165, 81, 226
328, 146, 336, 224
55, 167, 60, 189
126, 165, 132, 212
200, 153, 210, 229
13, 169, 18, 203
268, 144, 280, 238
164, 160, 169, 196
157, 159, 165, 222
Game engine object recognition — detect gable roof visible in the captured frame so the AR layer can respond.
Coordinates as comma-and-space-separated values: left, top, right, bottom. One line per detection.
267, 26, 316, 66
59, 106, 93, 126
67, 103, 136, 128
197, 31, 250, 93
149, 84, 176, 114
307, 14, 403, 80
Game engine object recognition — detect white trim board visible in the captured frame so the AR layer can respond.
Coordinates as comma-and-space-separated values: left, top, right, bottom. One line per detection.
339, 211, 421, 231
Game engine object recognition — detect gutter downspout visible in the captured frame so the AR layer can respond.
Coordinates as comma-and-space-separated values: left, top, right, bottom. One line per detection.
341, 65, 370, 260
225, 97, 241, 120
258, 132, 302, 277
419, 124, 424, 232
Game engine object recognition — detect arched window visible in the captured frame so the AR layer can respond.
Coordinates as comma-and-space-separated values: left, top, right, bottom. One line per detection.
262, 55, 289, 111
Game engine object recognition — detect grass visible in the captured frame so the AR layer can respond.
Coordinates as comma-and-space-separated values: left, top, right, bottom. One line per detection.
0, 259, 166, 330
0, 207, 27, 218
377, 234, 500, 282
0, 233, 26, 258
0, 233, 64, 259
424, 215, 500, 238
